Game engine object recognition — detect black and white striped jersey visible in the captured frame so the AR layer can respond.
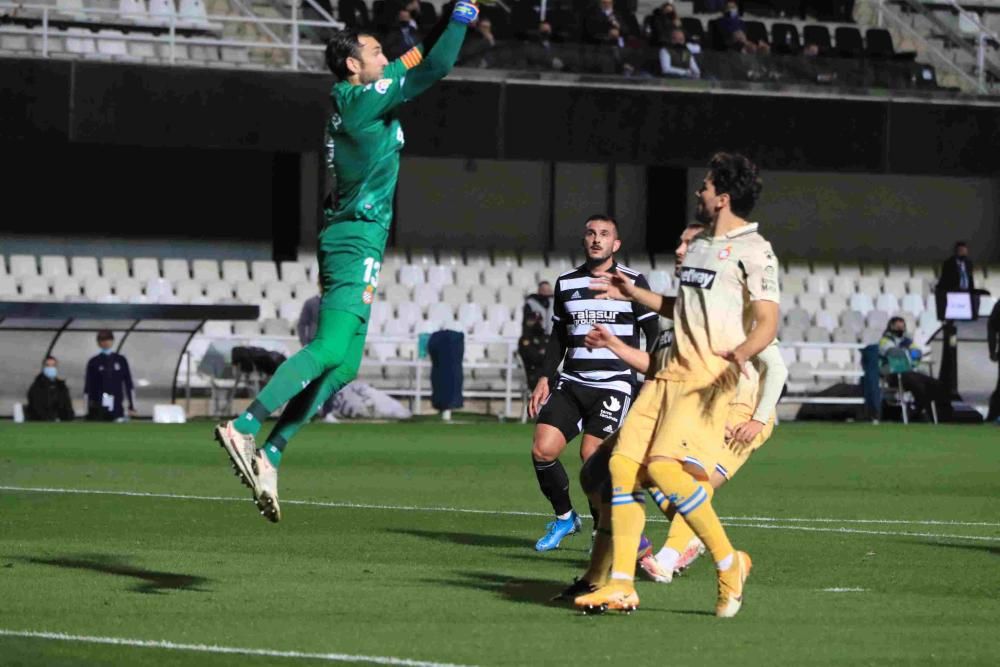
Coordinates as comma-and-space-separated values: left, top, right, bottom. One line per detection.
550, 262, 659, 396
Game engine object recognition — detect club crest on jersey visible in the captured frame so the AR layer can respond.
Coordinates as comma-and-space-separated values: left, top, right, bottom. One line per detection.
374, 78, 392, 94
680, 267, 717, 290
718, 245, 732, 260
362, 285, 375, 304
602, 396, 622, 413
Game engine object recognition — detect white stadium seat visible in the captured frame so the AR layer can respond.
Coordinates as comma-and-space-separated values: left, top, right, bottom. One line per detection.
0, 276, 18, 298
831, 327, 858, 343
859, 327, 883, 345
849, 292, 874, 315
778, 346, 797, 365
206, 280, 234, 303
493, 250, 518, 269
830, 275, 856, 297
192, 259, 220, 283
427, 302, 454, 327
383, 318, 411, 337
837, 263, 861, 279
175, 279, 203, 303
57, 0, 87, 17
799, 347, 825, 367
251, 261, 279, 285
279, 300, 304, 323
145, 278, 174, 302
468, 285, 496, 305
370, 302, 392, 328
481, 269, 511, 289
40, 255, 69, 281
64, 28, 97, 56
856, 276, 880, 295
162, 258, 190, 282
119, 0, 147, 21
83, 277, 113, 301
409, 249, 436, 266
202, 320, 232, 337
396, 302, 422, 329
826, 347, 853, 368
178, 0, 209, 24
235, 283, 261, 303
9, 255, 38, 279
70, 256, 99, 279
886, 264, 911, 280
814, 310, 838, 332
805, 275, 829, 295
917, 309, 939, 331
132, 257, 160, 282
258, 301, 277, 320
441, 285, 467, 306
21, 275, 51, 300
454, 265, 481, 287
473, 319, 502, 338
781, 275, 805, 298
501, 320, 521, 337
102, 257, 130, 280
426, 266, 453, 289
882, 276, 907, 299
262, 318, 292, 337
264, 282, 292, 303
457, 302, 484, 329
52, 277, 80, 300
222, 260, 249, 283
823, 294, 848, 315
875, 293, 900, 315
399, 264, 425, 288
780, 325, 805, 342
784, 307, 810, 329
234, 320, 261, 337
97, 30, 130, 58
796, 293, 822, 314
384, 284, 411, 304
498, 290, 525, 310
866, 310, 889, 330
860, 262, 885, 277
413, 287, 441, 310
280, 261, 307, 284
521, 252, 546, 272
840, 310, 865, 332
486, 303, 511, 324
805, 327, 831, 343
812, 262, 836, 279
901, 293, 924, 317
464, 342, 487, 363
438, 250, 464, 267
510, 270, 538, 293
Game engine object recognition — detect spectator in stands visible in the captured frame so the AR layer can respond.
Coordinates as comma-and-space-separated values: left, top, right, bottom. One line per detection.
729, 29, 770, 55
459, 16, 497, 67
26, 356, 75, 422
717, 1, 745, 44
988, 299, 1000, 424
643, 2, 681, 47
584, 0, 633, 46
524, 281, 554, 335
803, 42, 820, 57
659, 27, 700, 78
85, 330, 136, 422
519, 295, 550, 393
518, 20, 568, 71
879, 316, 952, 422
380, 0, 424, 60
337, 0, 370, 29
297, 288, 338, 423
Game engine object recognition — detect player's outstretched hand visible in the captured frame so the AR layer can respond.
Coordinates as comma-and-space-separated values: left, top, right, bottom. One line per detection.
584, 324, 615, 350
451, 0, 480, 25
589, 269, 635, 301
725, 420, 764, 453
528, 376, 550, 419
716, 349, 750, 378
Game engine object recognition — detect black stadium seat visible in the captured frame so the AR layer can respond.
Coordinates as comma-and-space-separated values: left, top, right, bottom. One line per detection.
865, 28, 895, 59
803, 24, 832, 55
744, 20, 770, 46
681, 17, 705, 46
772, 22, 801, 55
835, 26, 864, 58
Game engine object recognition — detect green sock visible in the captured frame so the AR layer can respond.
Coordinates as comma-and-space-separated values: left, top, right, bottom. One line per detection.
233, 400, 270, 437
261, 440, 284, 468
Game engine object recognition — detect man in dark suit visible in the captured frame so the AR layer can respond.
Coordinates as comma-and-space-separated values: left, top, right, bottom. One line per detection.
939, 241, 975, 294
988, 299, 1000, 424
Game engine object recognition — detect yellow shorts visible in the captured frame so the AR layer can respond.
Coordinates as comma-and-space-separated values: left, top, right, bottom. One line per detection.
714, 403, 775, 480
613, 376, 737, 478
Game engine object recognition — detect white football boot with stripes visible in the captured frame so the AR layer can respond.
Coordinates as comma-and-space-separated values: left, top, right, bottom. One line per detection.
252, 449, 281, 523
214, 420, 260, 497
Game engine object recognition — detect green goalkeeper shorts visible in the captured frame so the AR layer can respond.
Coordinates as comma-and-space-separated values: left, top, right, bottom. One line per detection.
317, 220, 389, 322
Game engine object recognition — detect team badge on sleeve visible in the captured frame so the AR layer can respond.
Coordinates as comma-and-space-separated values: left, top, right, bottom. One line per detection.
362, 285, 375, 304
374, 79, 392, 95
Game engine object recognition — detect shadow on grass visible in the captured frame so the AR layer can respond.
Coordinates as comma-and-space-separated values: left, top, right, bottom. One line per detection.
915, 541, 1000, 557
388, 528, 530, 550
20, 554, 210, 594
426, 570, 570, 606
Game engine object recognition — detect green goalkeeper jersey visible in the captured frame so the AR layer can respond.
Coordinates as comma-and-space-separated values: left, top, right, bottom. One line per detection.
323, 21, 467, 232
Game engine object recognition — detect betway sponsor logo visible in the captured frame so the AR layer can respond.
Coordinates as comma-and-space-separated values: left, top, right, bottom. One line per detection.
680, 267, 717, 290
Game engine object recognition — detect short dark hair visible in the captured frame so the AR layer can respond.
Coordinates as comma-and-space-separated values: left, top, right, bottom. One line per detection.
538, 280, 551, 289
708, 152, 763, 218
954, 241, 968, 252
44, 355, 57, 364
325, 29, 367, 80
888, 316, 906, 330
585, 214, 618, 230
96, 329, 114, 342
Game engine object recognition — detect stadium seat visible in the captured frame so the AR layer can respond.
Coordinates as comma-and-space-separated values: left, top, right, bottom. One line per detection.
384, 284, 411, 304
875, 293, 900, 314
390, 301, 418, 330
262, 318, 292, 337
481, 269, 511, 289
803, 24, 832, 54
426, 302, 454, 327
399, 264, 425, 288
52, 277, 81, 300
147, 0, 175, 23
232, 320, 259, 338
865, 28, 895, 59
97, 30, 130, 59
162, 258, 190, 282
280, 261, 307, 284
472, 318, 501, 338
784, 307, 811, 329
781, 325, 805, 342
469, 285, 497, 306
9, 255, 38, 279
264, 282, 291, 303
40, 255, 69, 282
849, 292, 874, 315
64, 28, 98, 56
0, 26, 31, 53
175, 279, 203, 303
859, 327, 883, 345
814, 310, 838, 332
882, 276, 907, 299
279, 300, 303, 322
440, 285, 467, 306
830, 275, 856, 297
832, 327, 859, 344
771, 22, 800, 55
454, 265, 481, 287
781, 275, 806, 298
797, 293, 822, 313
251, 261, 279, 285
866, 309, 889, 329
911, 264, 936, 281
823, 294, 848, 315
56, 0, 87, 19
901, 293, 924, 317
521, 251, 546, 272
799, 347, 825, 367
202, 320, 232, 337
178, 0, 209, 24
806, 326, 831, 343
0, 275, 17, 299
458, 302, 484, 329
258, 301, 276, 320
21, 275, 51, 300
498, 290, 524, 310
414, 287, 441, 310
856, 276, 880, 296
917, 308, 939, 331
805, 275, 829, 295
132, 257, 160, 282
835, 27, 864, 59
886, 264, 911, 279
778, 345, 797, 366
190, 259, 219, 283
214, 259, 247, 284
83, 277, 113, 301
510, 270, 539, 293
144, 277, 174, 302
501, 319, 521, 337
235, 283, 261, 303
205, 280, 234, 303
493, 250, 518, 269
486, 303, 511, 324
840, 310, 866, 332
286, 281, 311, 300
426, 265, 453, 289
906, 277, 929, 297
837, 262, 862, 279
812, 262, 836, 279
70, 256, 99, 279
785, 259, 810, 277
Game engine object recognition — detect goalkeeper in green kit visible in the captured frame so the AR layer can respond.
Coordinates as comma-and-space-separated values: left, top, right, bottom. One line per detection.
214, 1, 481, 523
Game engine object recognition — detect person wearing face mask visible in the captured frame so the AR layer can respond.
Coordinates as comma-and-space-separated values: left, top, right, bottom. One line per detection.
85, 330, 136, 422
26, 356, 75, 421
643, 2, 681, 48
879, 316, 952, 422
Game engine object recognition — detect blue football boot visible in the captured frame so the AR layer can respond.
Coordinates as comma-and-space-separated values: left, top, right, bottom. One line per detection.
535, 511, 582, 551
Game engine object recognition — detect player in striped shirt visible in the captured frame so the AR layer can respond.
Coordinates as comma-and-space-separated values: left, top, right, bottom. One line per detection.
528, 214, 660, 551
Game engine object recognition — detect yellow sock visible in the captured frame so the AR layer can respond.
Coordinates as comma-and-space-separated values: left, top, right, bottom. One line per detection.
582, 502, 613, 585
645, 459, 733, 567
609, 454, 645, 582
664, 484, 713, 552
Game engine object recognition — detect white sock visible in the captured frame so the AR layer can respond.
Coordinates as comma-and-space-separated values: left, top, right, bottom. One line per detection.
610, 571, 633, 582
716, 553, 735, 571
557, 510, 573, 521
656, 547, 681, 571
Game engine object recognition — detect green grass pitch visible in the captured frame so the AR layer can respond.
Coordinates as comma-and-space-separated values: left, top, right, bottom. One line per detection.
1, 420, 998, 666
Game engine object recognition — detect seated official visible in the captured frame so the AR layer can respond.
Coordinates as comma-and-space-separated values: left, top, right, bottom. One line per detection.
26, 356, 75, 422
879, 316, 952, 421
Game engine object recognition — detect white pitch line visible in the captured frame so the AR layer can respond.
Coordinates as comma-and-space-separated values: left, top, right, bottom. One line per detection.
822, 588, 866, 593
0, 629, 476, 667
2, 485, 998, 541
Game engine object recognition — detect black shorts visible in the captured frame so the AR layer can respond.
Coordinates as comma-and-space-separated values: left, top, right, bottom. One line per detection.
536, 378, 633, 444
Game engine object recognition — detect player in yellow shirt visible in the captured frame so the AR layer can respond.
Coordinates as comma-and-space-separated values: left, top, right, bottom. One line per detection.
576, 152, 781, 617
